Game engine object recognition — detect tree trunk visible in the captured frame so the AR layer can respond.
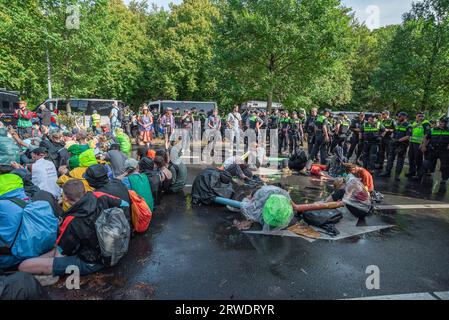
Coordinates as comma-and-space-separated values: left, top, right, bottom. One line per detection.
421, 26, 441, 111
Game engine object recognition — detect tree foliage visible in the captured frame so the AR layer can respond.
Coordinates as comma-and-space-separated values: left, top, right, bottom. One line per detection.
0, 0, 448, 116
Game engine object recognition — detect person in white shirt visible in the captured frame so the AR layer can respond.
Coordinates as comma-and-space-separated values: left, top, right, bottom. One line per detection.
29, 147, 61, 199
226, 105, 242, 152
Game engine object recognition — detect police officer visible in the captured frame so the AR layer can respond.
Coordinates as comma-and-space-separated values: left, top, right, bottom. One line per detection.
418, 117, 449, 184
308, 108, 331, 165
174, 108, 182, 129
406, 112, 431, 178
288, 112, 304, 154
347, 112, 365, 164
376, 110, 395, 171
361, 114, 384, 171
304, 107, 318, 157
278, 111, 290, 154
380, 112, 411, 181
331, 113, 350, 155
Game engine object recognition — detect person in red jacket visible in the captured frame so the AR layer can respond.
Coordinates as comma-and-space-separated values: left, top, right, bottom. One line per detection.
344, 163, 374, 193
14, 101, 33, 138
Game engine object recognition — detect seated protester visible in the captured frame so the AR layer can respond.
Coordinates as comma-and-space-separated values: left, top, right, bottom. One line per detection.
154, 154, 172, 193
139, 157, 161, 207
327, 146, 347, 177
119, 159, 154, 211
39, 130, 69, 169
287, 147, 308, 171
344, 163, 374, 193
67, 144, 90, 170
137, 145, 149, 161
10, 147, 61, 199
18, 179, 129, 277
223, 154, 253, 180
57, 165, 95, 202
326, 178, 346, 202
0, 174, 57, 270
8, 128, 40, 165
0, 127, 20, 165
10, 168, 40, 198
104, 143, 128, 178
168, 137, 187, 193
114, 128, 132, 157
83, 164, 131, 222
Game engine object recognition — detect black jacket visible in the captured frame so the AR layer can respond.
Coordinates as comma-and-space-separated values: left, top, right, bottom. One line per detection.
57, 192, 123, 264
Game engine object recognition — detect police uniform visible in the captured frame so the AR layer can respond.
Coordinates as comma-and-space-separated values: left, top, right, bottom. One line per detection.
174, 111, 182, 129
420, 121, 449, 182
288, 116, 303, 154
407, 119, 431, 177
278, 115, 290, 154
347, 117, 364, 162
305, 115, 317, 157
361, 120, 384, 170
381, 120, 411, 179
376, 117, 395, 170
309, 114, 330, 165
331, 116, 350, 155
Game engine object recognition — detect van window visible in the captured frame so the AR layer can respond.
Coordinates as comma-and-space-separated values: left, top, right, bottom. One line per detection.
69, 100, 87, 113
1, 101, 11, 113
88, 101, 114, 116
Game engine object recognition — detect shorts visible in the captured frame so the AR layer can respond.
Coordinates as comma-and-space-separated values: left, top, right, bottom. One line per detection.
53, 256, 103, 277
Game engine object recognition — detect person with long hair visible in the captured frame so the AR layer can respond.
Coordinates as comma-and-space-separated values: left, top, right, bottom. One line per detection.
138, 105, 153, 147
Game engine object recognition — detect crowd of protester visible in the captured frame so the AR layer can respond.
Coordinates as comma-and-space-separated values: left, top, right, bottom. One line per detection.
0, 101, 188, 298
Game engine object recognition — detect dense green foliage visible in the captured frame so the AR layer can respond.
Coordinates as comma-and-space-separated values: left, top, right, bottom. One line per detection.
0, 0, 448, 116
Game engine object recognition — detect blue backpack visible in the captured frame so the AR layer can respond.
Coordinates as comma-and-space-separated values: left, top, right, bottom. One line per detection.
0, 198, 58, 269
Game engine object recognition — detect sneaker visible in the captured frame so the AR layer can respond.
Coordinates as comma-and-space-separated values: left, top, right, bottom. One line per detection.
379, 172, 391, 178
34, 275, 60, 287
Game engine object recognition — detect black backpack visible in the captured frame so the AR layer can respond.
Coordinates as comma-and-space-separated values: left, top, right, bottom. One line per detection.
302, 209, 343, 237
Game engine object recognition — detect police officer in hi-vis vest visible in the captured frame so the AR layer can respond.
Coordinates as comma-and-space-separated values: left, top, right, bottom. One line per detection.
406, 112, 431, 178
418, 117, 449, 184
379, 112, 411, 181
360, 114, 385, 171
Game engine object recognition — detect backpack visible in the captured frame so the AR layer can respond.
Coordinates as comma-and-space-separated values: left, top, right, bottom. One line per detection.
0, 199, 57, 265
95, 207, 130, 267
128, 190, 152, 233
302, 209, 343, 237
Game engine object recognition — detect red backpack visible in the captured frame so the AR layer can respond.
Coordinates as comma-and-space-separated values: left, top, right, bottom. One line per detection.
128, 190, 152, 233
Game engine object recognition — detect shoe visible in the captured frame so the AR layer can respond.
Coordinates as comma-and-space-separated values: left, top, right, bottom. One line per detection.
441, 179, 447, 185
394, 176, 400, 182
405, 172, 415, 178
379, 172, 391, 178
34, 275, 60, 287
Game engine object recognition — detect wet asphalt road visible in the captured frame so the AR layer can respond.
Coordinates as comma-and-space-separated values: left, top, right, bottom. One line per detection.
47, 163, 449, 300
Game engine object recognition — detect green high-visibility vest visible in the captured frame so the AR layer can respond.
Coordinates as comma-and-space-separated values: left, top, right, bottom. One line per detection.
363, 122, 380, 132
430, 128, 449, 136
410, 120, 430, 144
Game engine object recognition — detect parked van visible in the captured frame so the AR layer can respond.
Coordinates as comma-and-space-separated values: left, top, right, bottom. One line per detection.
0, 89, 20, 126
39, 98, 125, 125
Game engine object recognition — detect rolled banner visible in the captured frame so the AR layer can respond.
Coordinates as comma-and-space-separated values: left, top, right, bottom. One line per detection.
294, 201, 344, 212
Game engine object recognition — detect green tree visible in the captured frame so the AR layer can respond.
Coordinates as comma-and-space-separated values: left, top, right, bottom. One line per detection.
373, 0, 449, 116
214, 0, 355, 111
